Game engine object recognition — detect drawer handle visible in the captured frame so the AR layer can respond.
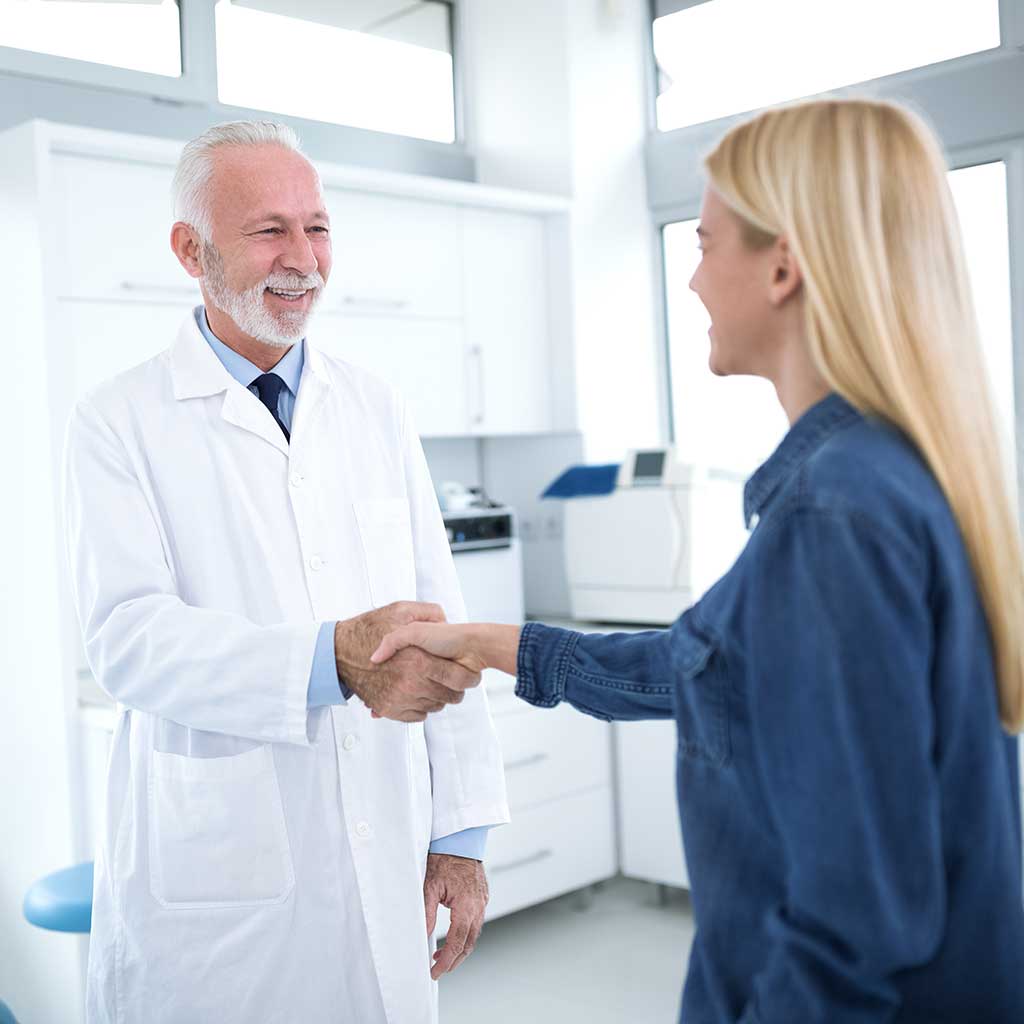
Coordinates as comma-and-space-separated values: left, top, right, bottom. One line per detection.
504, 752, 548, 772
491, 848, 553, 874
341, 295, 410, 310
120, 282, 200, 296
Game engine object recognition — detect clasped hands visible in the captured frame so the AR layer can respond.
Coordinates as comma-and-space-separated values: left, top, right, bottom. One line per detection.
334, 601, 517, 722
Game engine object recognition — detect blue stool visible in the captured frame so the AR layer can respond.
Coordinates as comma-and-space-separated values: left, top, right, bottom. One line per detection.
23, 862, 94, 934
0, 998, 17, 1024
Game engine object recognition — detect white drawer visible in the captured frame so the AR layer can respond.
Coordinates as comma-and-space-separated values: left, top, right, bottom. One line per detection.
496, 702, 611, 810
434, 787, 616, 936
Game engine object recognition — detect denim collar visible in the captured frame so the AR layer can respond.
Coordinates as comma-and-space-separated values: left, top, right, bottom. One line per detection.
743, 392, 862, 527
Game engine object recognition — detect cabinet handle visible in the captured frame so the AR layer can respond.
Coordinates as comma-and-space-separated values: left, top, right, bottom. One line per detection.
470, 344, 485, 426
504, 752, 548, 772
120, 282, 200, 296
491, 848, 554, 875
341, 295, 410, 310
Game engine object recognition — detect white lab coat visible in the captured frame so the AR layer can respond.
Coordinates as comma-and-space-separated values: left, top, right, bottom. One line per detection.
63, 315, 510, 1024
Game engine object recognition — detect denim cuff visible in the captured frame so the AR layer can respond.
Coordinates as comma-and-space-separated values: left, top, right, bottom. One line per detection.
514, 622, 581, 708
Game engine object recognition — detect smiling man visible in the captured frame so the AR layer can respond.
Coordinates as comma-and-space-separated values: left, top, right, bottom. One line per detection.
63, 121, 508, 1024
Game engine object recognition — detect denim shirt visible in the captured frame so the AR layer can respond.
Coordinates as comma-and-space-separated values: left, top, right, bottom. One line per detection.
516, 394, 1024, 1023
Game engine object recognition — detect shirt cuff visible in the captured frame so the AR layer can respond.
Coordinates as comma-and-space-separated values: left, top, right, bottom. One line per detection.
307, 621, 350, 707
429, 825, 493, 861
514, 621, 577, 708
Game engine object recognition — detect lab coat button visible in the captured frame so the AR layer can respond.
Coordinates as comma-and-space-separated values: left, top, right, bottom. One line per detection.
342, 734, 357, 751
356, 821, 372, 838
309, 555, 325, 571
290, 471, 304, 487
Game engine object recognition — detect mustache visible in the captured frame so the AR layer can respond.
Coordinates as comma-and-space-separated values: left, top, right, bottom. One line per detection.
262, 270, 325, 291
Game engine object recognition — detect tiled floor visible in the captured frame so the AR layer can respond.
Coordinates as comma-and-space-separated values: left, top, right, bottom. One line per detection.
440, 876, 695, 1024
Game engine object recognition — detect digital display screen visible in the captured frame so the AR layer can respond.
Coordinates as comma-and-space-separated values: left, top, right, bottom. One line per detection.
634, 451, 666, 480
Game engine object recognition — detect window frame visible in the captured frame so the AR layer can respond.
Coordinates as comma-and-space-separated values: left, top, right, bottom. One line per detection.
646, 0, 1024, 513
0, 0, 469, 172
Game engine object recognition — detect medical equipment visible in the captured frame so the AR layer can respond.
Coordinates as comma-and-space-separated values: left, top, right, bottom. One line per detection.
558, 448, 749, 625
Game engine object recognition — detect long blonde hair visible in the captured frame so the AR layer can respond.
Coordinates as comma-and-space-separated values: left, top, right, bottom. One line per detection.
704, 97, 1024, 733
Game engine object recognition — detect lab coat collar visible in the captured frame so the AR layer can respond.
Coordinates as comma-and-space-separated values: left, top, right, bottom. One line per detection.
169, 312, 332, 457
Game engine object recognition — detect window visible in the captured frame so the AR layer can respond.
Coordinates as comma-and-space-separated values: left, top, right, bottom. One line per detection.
0, 0, 181, 77
653, 0, 1000, 132
662, 162, 1015, 477
948, 162, 1016, 476
216, 0, 456, 143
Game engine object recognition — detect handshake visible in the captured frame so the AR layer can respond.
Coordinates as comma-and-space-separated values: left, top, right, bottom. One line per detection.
333, 601, 519, 721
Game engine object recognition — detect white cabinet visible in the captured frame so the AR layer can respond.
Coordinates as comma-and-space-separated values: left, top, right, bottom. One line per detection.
485, 788, 616, 919
543, 619, 691, 893
615, 719, 689, 889
485, 673, 616, 916
52, 153, 200, 304
463, 208, 551, 434
322, 188, 462, 318
435, 675, 617, 935
315, 313, 469, 437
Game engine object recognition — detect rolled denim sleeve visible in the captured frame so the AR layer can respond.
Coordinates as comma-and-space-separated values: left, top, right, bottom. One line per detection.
429, 825, 492, 860
515, 621, 675, 721
739, 507, 943, 1022
307, 621, 351, 707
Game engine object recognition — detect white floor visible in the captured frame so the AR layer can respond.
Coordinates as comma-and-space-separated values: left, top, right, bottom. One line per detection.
439, 876, 696, 1024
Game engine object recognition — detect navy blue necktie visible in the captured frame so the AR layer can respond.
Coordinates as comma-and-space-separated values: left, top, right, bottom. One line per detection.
252, 373, 290, 442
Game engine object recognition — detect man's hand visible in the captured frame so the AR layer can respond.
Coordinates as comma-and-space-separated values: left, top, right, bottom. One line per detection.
334, 602, 482, 722
424, 853, 489, 980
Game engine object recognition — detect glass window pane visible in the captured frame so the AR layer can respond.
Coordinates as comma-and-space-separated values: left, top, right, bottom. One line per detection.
663, 162, 1015, 480
216, 0, 455, 143
0, 0, 181, 77
654, 0, 1000, 132
948, 162, 1016, 479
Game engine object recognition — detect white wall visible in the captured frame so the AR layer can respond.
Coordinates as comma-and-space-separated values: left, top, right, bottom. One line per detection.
462, 0, 664, 462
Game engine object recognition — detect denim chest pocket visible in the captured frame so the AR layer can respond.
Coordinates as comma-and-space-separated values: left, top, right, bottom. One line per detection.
673, 618, 731, 767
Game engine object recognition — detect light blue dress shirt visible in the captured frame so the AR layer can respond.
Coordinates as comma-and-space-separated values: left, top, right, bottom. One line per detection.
194, 307, 489, 860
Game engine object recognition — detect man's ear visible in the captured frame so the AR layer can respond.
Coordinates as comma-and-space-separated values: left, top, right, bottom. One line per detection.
170, 222, 204, 279
768, 236, 803, 307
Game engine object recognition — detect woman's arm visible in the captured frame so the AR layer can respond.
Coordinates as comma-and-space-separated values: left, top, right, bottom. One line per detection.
372, 620, 676, 721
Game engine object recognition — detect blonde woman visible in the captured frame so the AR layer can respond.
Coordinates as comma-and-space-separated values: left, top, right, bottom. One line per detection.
373, 98, 1024, 1020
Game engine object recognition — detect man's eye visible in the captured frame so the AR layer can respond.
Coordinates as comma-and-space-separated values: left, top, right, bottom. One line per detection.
259, 228, 281, 235
309, 226, 329, 234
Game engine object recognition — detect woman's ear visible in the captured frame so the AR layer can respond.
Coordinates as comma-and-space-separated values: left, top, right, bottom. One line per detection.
768, 236, 803, 307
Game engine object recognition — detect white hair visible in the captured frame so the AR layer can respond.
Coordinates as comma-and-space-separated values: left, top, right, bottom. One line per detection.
171, 120, 308, 242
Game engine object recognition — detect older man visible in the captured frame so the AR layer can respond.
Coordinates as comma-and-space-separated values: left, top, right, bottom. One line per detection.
63, 121, 509, 1024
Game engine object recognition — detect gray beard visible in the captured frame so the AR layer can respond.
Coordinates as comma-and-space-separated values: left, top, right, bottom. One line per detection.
200, 242, 324, 348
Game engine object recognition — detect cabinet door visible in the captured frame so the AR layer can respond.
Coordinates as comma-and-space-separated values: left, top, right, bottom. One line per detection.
615, 719, 689, 889
58, 299, 194, 399
52, 154, 201, 305
462, 208, 551, 434
321, 189, 461, 318
313, 313, 468, 437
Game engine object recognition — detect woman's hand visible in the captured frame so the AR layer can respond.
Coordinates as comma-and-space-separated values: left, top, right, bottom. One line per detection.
371, 622, 521, 678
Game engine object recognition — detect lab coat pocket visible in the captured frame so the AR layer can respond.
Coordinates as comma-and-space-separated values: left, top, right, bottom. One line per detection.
148, 744, 295, 909
673, 616, 731, 767
353, 497, 417, 607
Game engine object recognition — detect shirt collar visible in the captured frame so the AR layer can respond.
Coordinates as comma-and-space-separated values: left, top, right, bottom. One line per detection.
193, 305, 305, 397
743, 392, 863, 527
